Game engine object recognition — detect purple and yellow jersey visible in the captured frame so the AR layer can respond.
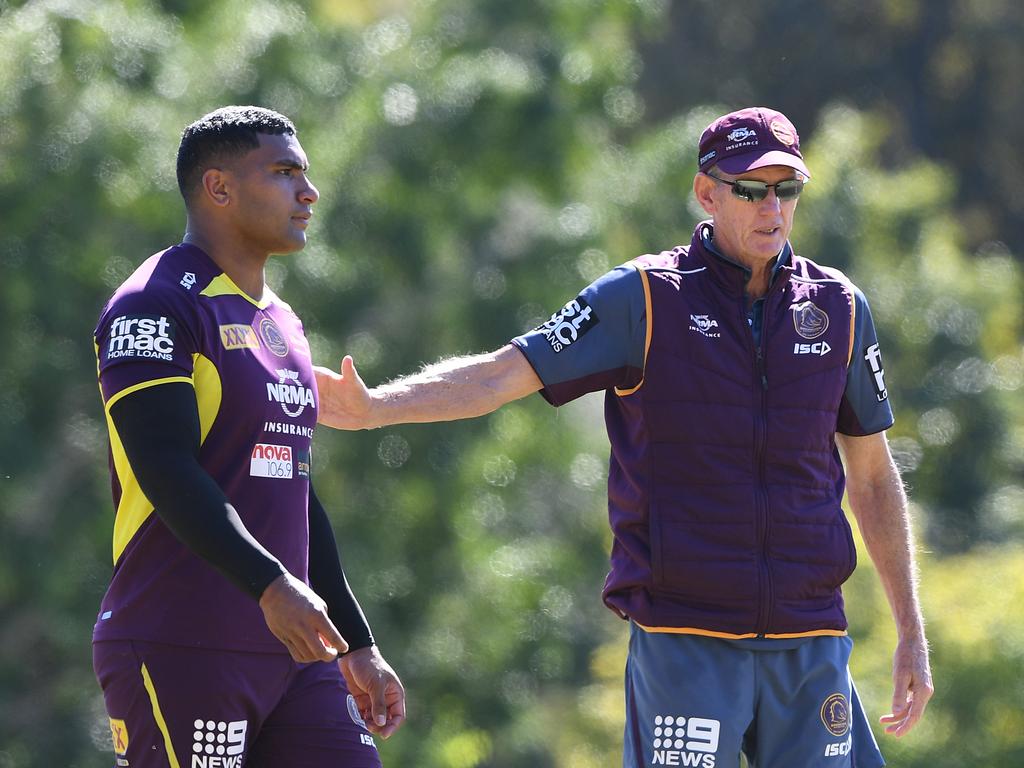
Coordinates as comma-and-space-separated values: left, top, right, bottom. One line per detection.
93, 243, 316, 651
512, 263, 894, 435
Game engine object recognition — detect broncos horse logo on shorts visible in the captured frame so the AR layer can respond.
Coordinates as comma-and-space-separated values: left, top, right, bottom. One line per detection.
820, 693, 850, 737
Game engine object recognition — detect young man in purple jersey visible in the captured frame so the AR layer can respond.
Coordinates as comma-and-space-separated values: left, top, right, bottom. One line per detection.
93, 106, 404, 767
315, 107, 933, 767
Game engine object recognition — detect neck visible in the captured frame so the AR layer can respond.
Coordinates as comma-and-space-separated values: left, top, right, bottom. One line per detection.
745, 262, 772, 299
704, 228, 778, 299
183, 219, 268, 301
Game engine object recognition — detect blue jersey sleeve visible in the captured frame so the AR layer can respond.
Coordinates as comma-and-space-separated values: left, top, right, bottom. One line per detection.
837, 286, 894, 435
511, 265, 647, 406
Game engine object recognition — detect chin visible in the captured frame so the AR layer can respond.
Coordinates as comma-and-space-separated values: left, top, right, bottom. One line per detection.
274, 236, 307, 255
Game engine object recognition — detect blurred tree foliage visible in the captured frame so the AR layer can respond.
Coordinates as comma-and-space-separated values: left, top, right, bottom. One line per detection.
0, 1, 1021, 766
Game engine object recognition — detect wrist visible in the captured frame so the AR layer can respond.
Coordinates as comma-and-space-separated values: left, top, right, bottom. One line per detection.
342, 640, 376, 656
254, 564, 288, 603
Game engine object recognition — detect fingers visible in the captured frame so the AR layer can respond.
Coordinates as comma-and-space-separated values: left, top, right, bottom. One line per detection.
312, 364, 341, 383
282, 630, 337, 664
377, 693, 407, 739
880, 676, 933, 737
318, 620, 349, 656
259, 575, 348, 662
369, 677, 388, 729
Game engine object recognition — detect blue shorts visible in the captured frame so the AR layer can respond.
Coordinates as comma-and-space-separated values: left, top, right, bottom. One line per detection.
94, 640, 381, 768
623, 624, 885, 768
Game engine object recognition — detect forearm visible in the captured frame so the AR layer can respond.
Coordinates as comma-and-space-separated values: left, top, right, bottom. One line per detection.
307, 486, 374, 652
111, 383, 285, 598
367, 344, 540, 427
142, 464, 286, 599
848, 459, 925, 637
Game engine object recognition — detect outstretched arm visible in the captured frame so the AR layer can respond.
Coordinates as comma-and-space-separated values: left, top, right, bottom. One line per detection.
314, 343, 542, 430
837, 431, 933, 737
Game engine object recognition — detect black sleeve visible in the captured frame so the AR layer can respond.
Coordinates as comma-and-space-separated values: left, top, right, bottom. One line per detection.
307, 485, 375, 652
109, 381, 286, 599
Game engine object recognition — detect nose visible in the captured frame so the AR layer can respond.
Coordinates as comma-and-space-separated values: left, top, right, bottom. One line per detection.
758, 188, 782, 212
300, 176, 319, 205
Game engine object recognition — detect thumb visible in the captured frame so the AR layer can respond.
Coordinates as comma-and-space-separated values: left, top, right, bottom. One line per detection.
318, 617, 349, 656
370, 672, 388, 727
341, 355, 360, 382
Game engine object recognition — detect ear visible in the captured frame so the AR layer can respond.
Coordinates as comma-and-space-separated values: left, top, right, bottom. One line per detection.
200, 168, 231, 208
692, 173, 717, 216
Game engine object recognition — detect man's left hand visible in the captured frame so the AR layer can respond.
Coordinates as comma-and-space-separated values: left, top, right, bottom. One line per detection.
880, 633, 933, 737
339, 646, 407, 739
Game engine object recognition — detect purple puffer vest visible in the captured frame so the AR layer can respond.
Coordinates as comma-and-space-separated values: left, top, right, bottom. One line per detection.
602, 224, 858, 637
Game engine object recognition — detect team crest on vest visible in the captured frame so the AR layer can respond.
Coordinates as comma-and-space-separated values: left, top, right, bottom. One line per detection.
258, 316, 289, 357
820, 693, 850, 737
791, 301, 829, 339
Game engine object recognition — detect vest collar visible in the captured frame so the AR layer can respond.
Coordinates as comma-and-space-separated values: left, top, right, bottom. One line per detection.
692, 221, 794, 298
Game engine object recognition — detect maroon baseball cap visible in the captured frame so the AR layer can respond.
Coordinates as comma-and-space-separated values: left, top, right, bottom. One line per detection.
697, 107, 810, 178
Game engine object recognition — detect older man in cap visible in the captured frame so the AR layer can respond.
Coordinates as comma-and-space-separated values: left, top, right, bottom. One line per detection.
315, 106, 933, 767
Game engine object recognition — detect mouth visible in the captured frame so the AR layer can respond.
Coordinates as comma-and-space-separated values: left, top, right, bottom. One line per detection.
291, 213, 312, 226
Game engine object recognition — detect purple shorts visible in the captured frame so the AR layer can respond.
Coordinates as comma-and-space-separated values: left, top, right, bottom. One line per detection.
94, 640, 381, 768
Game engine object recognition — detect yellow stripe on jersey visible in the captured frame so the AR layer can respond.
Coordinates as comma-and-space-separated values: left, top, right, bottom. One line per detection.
192, 352, 222, 442
106, 377, 194, 411
199, 272, 273, 309
634, 622, 848, 640
104, 376, 190, 563
141, 662, 182, 768
615, 267, 653, 397
103, 355, 222, 564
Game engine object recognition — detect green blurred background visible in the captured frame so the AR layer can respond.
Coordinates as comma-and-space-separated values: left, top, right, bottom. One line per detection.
1, 0, 1022, 765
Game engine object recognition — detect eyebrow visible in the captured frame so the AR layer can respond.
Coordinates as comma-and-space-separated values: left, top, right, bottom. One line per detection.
272, 158, 309, 172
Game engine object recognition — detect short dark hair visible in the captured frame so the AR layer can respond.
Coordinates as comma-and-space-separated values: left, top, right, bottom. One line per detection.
176, 105, 296, 201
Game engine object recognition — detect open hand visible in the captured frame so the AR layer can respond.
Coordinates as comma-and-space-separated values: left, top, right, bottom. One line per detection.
314, 355, 374, 430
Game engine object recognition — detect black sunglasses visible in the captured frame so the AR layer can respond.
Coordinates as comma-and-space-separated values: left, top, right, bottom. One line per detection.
706, 173, 805, 202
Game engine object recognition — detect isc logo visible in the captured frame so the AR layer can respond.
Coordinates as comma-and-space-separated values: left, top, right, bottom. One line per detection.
793, 341, 832, 356
823, 735, 852, 757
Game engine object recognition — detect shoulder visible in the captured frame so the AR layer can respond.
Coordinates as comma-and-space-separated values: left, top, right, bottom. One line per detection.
630, 245, 700, 273
790, 255, 876, 316
263, 286, 297, 316
96, 246, 210, 333
789, 253, 858, 292
626, 245, 708, 296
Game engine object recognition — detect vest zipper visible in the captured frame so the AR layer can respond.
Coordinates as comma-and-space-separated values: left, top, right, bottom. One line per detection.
756, 326, 773, 635
749, 299, 772, 636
